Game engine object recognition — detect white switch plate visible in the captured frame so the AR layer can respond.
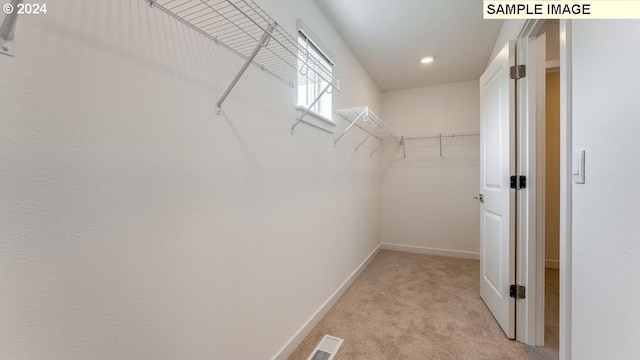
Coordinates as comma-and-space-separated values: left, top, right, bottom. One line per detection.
573, 150, 585, 184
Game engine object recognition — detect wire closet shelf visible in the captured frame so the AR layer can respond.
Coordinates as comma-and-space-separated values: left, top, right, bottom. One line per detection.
334, 106, 400, 156
400, 132, 480, 158
148, 0, 340, 114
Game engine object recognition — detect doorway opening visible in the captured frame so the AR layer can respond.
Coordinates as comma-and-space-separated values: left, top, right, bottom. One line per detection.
524, 23, 561, 359
514, 18, 570, 360
543, 19, 561, 354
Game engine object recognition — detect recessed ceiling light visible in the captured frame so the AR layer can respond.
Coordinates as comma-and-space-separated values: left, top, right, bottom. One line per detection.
420, 56, 435, 64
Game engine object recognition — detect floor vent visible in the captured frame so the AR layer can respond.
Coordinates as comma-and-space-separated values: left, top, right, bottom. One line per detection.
306, 334, 344, 360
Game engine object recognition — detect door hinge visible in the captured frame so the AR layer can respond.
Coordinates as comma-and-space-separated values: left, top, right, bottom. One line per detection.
510, 285, 526, 299
510, 65, 526, 80
510, 175, 526, 189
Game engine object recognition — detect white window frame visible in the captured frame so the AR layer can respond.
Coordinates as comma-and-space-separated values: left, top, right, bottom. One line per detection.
296, 25, 334, 124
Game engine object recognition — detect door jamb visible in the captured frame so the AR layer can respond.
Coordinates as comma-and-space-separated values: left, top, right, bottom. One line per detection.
558, 19, 572, 360
514, 19, 572, 360
514, 19, 546, 347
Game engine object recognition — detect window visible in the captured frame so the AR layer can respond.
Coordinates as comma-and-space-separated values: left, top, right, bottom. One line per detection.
297, 31, 334, 120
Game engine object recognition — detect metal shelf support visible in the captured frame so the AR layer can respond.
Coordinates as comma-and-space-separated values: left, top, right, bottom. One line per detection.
334, 107, 367, 147
354, 135, 371, 153
290, 82, 331, 133
216, 22, 275, 115
370, 142, 384, 157
0, 0, 23, 56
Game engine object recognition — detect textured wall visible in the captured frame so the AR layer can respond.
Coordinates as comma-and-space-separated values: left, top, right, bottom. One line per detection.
571, 20, 640, 360
380, 81, 480, 257
0, 1, 382, 359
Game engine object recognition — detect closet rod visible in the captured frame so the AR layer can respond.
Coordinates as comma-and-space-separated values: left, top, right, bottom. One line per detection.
401, 132, 479, 158
402, 132, 479, 141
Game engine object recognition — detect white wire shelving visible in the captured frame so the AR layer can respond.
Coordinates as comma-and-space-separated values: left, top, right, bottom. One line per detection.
400, 132, 480, 158
334, 106, 400, 156
147, 0, 339, 115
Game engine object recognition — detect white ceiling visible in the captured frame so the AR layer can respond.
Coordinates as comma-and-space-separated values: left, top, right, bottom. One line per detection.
314, 0, 503, 91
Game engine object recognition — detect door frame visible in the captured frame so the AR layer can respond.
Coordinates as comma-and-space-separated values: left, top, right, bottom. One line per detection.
557, 19, 572, 360
513, 19, 573, 360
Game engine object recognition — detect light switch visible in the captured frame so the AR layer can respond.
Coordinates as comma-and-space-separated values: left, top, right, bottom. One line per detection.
572, 150, 585, 184
572, 158, 579, 175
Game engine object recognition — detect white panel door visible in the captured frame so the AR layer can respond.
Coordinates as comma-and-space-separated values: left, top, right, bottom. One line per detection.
479, 41, 516, 339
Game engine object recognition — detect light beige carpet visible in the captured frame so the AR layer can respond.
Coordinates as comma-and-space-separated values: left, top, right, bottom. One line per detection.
544, 268, 560, 350
288, 250, 529, 360
522, 267, 560, 360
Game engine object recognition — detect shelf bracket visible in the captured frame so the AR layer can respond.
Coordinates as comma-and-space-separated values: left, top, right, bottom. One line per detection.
0, 0, 23, 57
334, 108, 367, 147
290, 82, 332, 133
401, 136, 406, 158
354, 134, 370, 153
216, 22, 276, 115
370, 142, 384, 158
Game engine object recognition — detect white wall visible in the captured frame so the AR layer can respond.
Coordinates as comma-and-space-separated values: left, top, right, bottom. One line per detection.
489, 19, 525, 62
571, 20, 640, 360
0, 1, 382, 359
380, 81, 480, 257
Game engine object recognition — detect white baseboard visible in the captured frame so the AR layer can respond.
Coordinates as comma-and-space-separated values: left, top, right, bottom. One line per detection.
271, 244, 381, 360
545, 259, 560, 269
380, 243, 479, 260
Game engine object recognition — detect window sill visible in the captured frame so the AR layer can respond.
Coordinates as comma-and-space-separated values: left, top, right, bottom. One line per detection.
295, 106, 337, 134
